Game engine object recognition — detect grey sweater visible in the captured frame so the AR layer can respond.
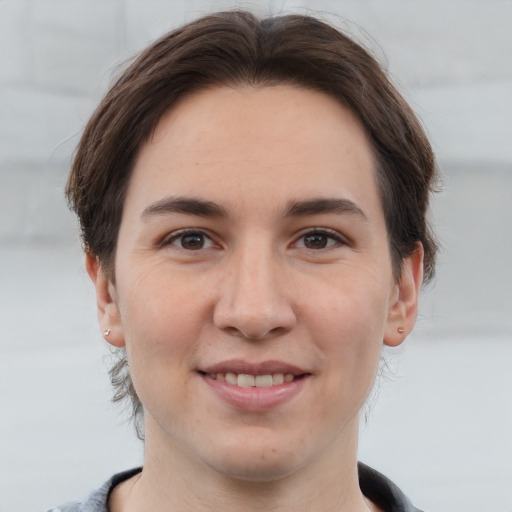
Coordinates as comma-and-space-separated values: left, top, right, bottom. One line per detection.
48, 463, 424, 512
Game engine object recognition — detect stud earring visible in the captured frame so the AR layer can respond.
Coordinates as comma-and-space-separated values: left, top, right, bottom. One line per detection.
397, 327, 405, 334
103, 329, 111, 337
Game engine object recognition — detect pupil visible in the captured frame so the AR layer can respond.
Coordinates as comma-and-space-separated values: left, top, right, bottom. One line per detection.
304, 234, 327, 249
181, 234, 204, 250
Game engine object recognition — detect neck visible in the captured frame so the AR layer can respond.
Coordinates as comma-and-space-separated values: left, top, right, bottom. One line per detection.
114, 416, 375, 512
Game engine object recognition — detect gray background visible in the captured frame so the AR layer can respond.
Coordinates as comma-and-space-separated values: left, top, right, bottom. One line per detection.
1, 1, 511, 511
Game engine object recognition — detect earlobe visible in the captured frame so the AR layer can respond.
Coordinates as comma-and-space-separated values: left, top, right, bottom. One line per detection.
85, 253, 125, 348
383, 243, 424, 347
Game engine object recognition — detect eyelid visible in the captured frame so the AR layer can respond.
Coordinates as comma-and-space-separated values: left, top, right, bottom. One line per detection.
293, 227, 349, 248
157, 226, 349, 250
159, 228, 218, 249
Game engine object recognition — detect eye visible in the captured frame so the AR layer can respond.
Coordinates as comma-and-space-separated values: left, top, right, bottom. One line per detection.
163, 230, 217, 251
295, 229, 345, 250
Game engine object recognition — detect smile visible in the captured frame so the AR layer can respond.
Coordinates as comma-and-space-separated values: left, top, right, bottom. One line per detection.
205, 372, 297, 387
199, 360, 310, 411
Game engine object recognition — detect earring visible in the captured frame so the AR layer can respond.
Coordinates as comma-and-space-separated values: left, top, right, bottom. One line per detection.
103, 329, 111, 337
397, 327, 405, 334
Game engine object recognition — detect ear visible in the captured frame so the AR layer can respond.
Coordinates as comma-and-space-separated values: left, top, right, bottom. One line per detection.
383, 243, 424, 347
85, 253, 125, 348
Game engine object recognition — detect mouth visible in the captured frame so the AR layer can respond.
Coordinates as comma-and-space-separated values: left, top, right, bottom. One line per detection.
199, 371, 306, 388
198, 360, 310, 411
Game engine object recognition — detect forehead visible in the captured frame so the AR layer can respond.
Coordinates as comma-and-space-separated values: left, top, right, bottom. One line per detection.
128, 85, 380, 217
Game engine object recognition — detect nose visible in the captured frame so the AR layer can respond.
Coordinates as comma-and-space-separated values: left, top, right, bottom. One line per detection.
213, 242, 296, 340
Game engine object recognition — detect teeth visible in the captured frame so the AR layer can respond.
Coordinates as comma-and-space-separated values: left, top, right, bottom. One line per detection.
237, 374, 255, 387
208, 372, 297, 387
272, 373, 284, 385
225, 373, 237, 385
255, 375, 273, 387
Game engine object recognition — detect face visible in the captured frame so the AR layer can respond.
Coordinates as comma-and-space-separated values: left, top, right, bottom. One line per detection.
91, 85, 421, 482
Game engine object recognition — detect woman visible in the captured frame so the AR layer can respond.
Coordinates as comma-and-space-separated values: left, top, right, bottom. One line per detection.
52, 10, 437, 512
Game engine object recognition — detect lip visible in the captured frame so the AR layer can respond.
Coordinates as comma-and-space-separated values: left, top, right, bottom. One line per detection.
201, 359, 308, 376
199, 359, 311, 412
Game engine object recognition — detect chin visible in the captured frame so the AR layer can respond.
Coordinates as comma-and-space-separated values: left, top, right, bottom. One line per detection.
210, 454, 303, 483
202, 434, 307, 483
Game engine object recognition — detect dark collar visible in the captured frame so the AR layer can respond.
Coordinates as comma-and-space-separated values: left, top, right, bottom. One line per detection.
358, 462, 424, 512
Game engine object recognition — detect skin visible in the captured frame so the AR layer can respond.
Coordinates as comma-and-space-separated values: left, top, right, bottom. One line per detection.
87, 85, 423, 512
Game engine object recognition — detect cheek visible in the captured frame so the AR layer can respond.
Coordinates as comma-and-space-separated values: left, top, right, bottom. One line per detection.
306, 276, 390, 341
294, 291, 386, 444
116, 274, 206, 424
118, 258, 206, 329
306, 280, 389, 385
115, 264, 211, 378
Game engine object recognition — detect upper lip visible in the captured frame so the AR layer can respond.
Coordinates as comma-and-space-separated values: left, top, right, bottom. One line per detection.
200, 359, 309, 376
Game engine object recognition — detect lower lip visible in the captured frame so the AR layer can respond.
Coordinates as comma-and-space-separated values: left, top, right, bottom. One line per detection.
201, 374, 308, 412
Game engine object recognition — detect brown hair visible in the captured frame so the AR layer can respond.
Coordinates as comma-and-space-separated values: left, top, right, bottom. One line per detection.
67, 11, 438, 438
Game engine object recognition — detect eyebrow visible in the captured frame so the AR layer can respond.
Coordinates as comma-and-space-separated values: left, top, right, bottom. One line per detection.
141, 195, 368, 222
141, 196, 228, 220
284, 197, 369, 222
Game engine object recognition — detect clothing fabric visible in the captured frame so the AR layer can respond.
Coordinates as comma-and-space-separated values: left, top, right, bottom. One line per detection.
47, 463, 424, 512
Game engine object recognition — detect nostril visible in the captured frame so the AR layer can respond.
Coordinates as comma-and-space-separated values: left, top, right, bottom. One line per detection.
238, 328, 265, 341
213, 294, 297, 340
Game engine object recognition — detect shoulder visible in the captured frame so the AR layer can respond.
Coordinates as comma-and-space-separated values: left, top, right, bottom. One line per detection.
46, 468, 142, 512
358, 462, 426, 512
47, 504, 83, 512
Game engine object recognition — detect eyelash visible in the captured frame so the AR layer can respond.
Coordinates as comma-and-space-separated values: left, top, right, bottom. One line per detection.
160, 229, 218, 250
293, 228, 347, 250
160, 227, 347, 252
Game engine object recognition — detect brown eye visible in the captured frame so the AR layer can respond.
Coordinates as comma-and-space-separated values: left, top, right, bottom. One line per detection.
180, 233, 206, 250
296, 230, 344, 250
303, 233, 329, 249
164, 230, 216, 251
